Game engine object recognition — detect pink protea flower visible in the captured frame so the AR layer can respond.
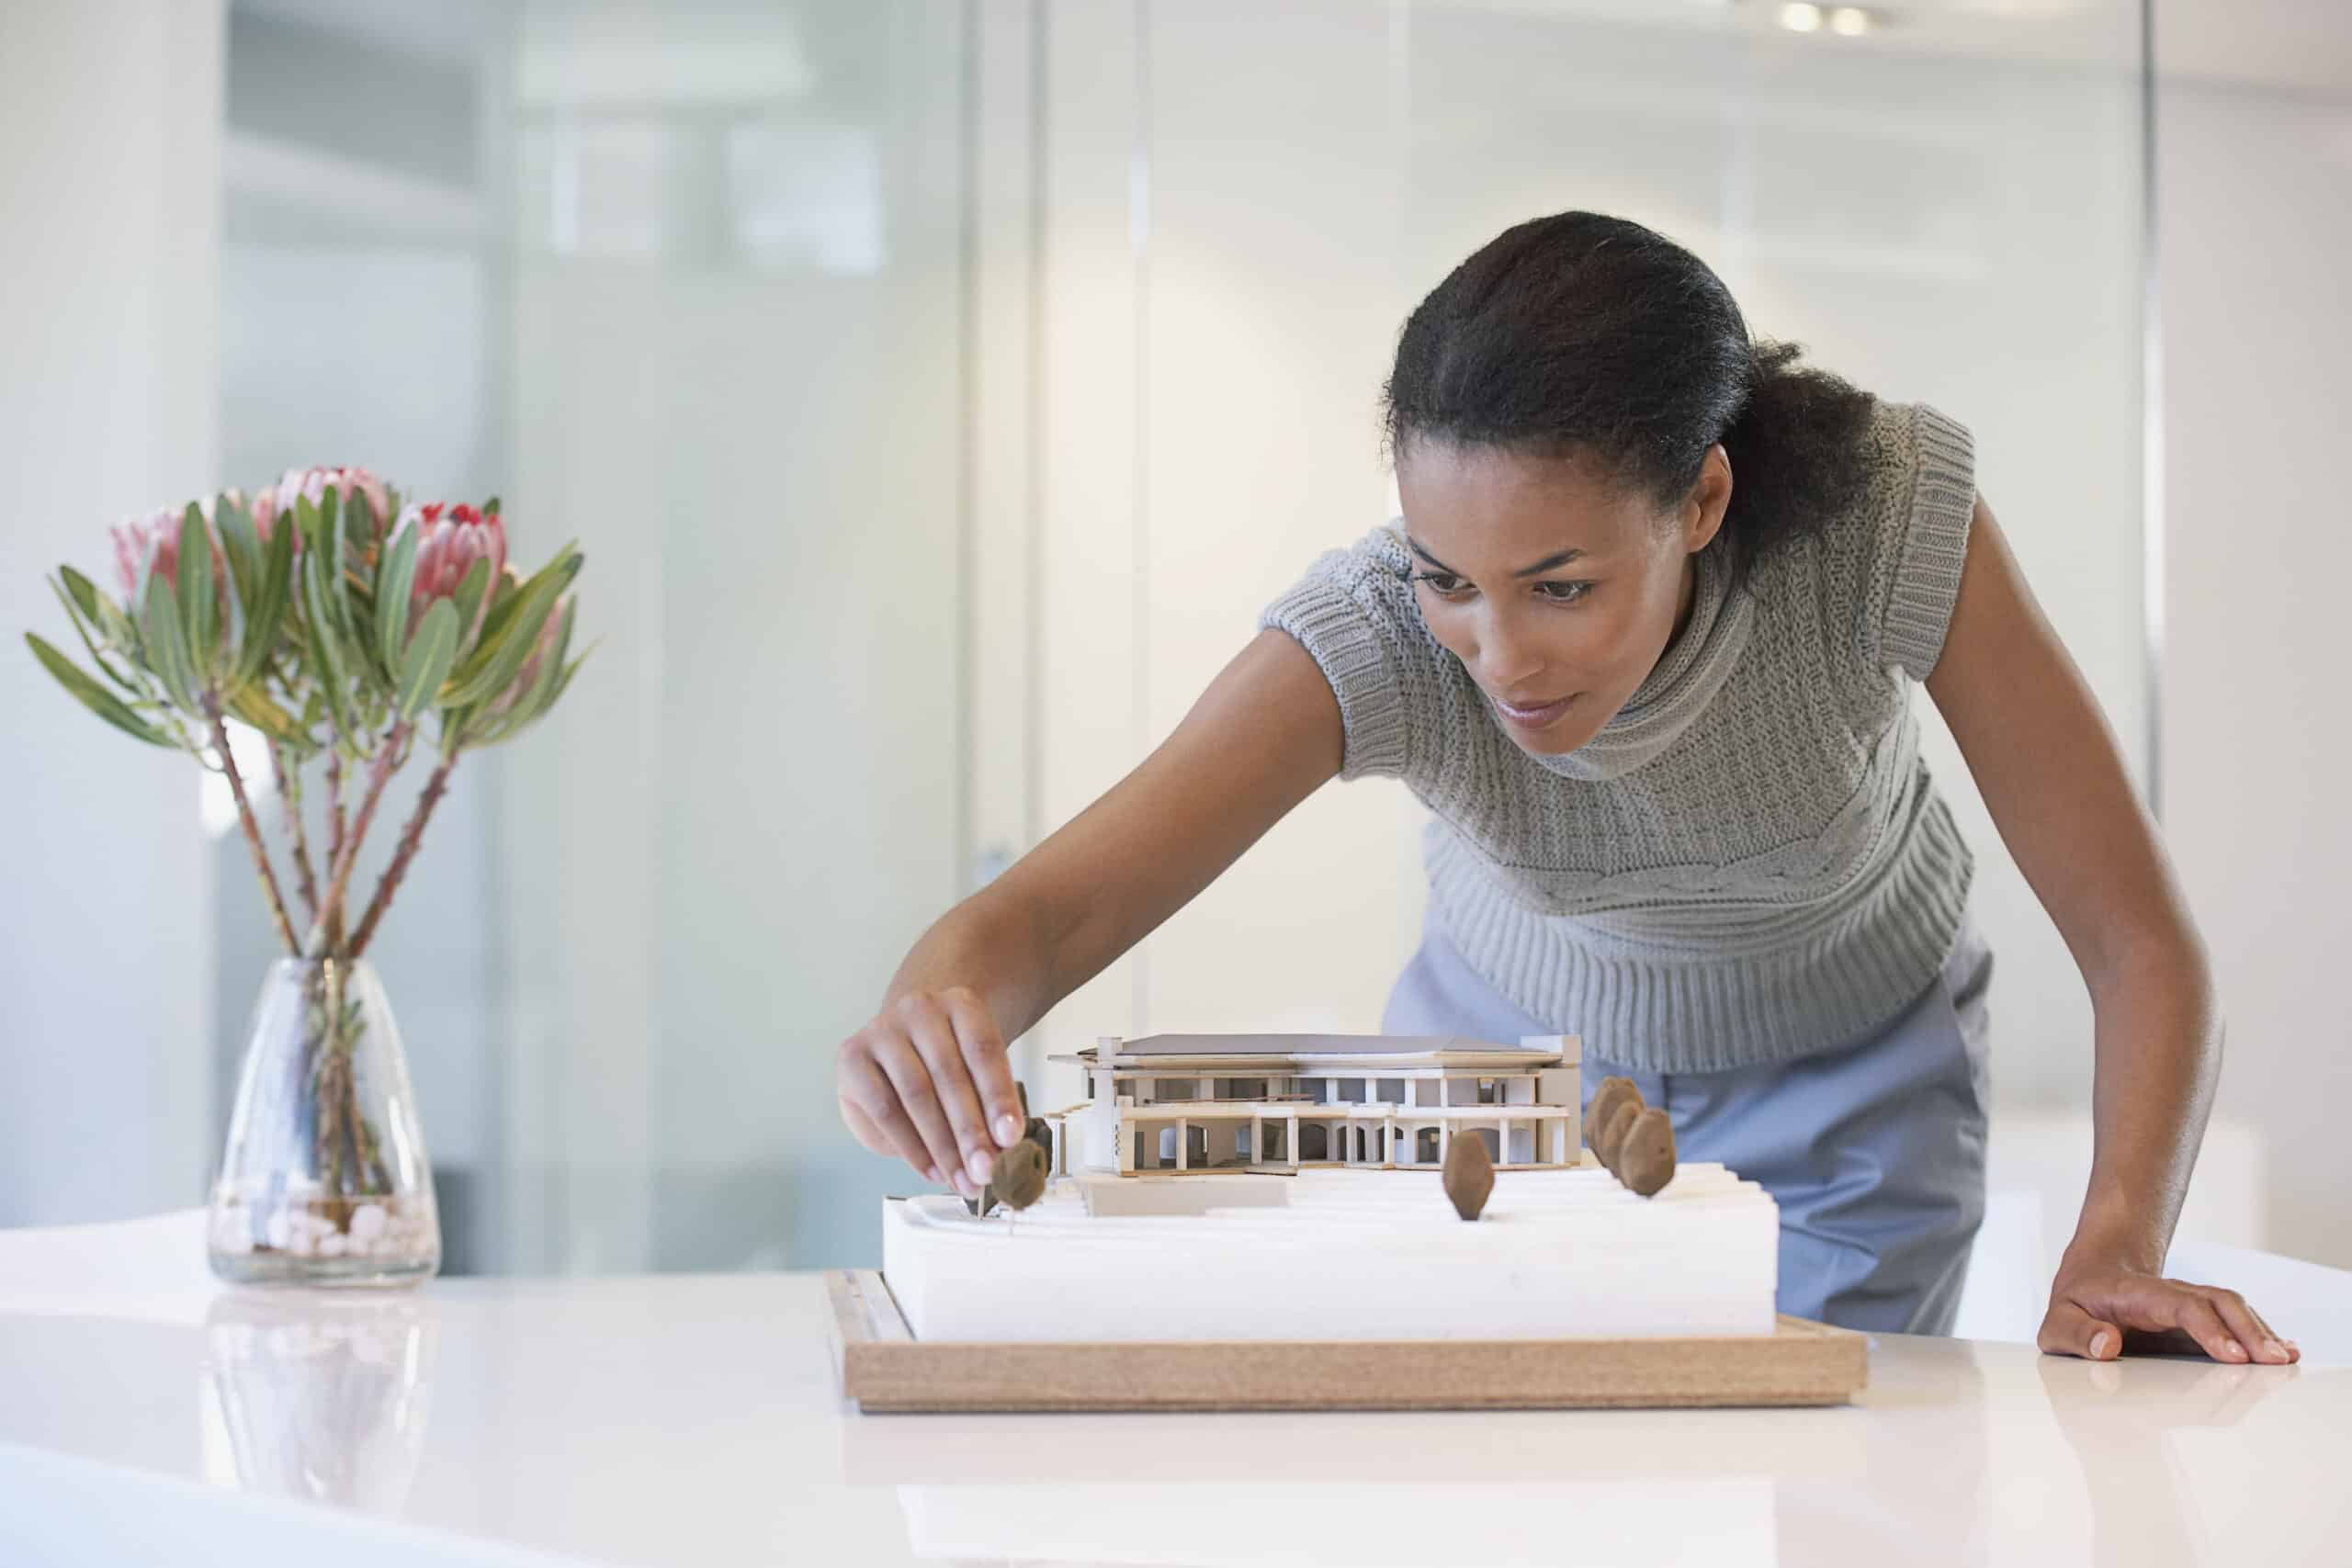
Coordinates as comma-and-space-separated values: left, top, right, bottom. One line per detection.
243, 485, 288, 549
398, 502, 507, 642
108, 495, 229, 602
110, 506, 184, 600
259, 467, 393, 538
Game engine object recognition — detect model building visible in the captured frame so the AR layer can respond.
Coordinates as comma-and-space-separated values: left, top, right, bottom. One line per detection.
1038, 1032, 1582, 1179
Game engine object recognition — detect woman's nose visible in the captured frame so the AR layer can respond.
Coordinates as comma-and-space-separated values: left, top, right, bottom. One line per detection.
1475, 612, 1544, 692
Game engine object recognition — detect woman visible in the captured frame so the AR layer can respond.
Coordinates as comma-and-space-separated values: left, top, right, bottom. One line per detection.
833, 211, 2293, 1362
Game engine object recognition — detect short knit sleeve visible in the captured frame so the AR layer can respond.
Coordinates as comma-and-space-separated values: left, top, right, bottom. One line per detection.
1257, 526, 1450, 784
1822, 400, 1978, 682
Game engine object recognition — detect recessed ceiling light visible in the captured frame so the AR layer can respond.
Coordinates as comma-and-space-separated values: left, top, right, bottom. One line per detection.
1828, 6, 1875, 35
1778, 2, 1824, 31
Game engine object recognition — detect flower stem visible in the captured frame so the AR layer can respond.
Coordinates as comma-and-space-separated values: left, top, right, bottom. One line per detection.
269, 741, 322, 921
304, 725, 408, 959
347, 752, 458, 963
322, 750, 350, 952
209, 705, 300, 956
325, 749, 347, 873
312, 964, 348, 1201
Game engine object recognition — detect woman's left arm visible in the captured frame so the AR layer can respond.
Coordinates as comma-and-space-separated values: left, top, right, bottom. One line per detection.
1925, 492, 2297, 1365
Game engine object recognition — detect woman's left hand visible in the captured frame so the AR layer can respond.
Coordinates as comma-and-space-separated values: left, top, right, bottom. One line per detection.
2040, 1257, 2300, 1364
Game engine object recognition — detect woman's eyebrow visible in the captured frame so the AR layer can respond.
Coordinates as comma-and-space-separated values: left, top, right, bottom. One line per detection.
1406, 536, 1589, 579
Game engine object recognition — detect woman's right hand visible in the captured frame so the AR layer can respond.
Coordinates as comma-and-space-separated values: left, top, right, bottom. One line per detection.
833, 630, 1346, 1197
835, 985, 1025, 1198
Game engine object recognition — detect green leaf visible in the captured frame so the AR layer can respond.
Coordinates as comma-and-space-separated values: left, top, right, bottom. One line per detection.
58, 565, 102, 627
215, 494, 260, 610
318, 482, 341, 560
296, 492, 323, 558
447, 557, 492, 654
89, 581, 139, 654
321, 490, 349, 631
301, 548, 361, 748
212, 500, 259, 669
48, 576, 142, 696
177, 504, 216, 682
394, 598, 459, 721
345, 485, 377, 547
141, 569, 200, 713
441, 562, 572, 709
235, 514, 297, 689
471, 598, 574, 746
25, 634, 176, 748
226, 682, 309, 747
470, 643, 592, 750
374, 519, 420, 671
547, 646, 588, 706
473, 539, 576, 654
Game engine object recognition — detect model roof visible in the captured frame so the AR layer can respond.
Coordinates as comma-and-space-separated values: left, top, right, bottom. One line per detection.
1049, 1032, 1576, 1066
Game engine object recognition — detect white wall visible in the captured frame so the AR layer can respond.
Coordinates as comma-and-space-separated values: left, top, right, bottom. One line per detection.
2158, 76, 2352, 1267
0, 0, 224, 1224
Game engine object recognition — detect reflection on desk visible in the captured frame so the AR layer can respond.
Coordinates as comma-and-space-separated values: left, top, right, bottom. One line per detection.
0, 1274, 2343, 1567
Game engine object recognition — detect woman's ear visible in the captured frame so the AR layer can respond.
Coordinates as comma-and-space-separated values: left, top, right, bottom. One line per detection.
1683, 443, 1733, 553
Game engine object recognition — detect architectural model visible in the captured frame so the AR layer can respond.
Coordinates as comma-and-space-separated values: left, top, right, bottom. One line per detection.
1036, 1032, 1584, 1179
880, 1032, 1774, 1346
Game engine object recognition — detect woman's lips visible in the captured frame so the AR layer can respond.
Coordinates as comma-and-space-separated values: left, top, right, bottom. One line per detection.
1490, 691, 1578, 731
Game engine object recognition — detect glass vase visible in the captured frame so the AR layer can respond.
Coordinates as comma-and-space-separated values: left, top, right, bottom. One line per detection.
207, 956, 441, 1287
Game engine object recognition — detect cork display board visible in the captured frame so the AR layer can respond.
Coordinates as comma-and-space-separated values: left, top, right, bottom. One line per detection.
825, 1269, 1869, 1414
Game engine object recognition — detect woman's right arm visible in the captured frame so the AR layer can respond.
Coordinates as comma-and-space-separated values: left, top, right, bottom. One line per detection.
834, 627, 1345, 1195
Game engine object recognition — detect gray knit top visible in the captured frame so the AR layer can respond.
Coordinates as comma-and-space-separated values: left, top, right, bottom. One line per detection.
1259, 400, 1979, 1073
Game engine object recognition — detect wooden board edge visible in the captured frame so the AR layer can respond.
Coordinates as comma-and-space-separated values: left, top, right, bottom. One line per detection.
826, 1270, 1868, 1413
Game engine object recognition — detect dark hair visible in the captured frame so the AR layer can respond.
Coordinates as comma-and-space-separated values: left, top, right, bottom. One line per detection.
1382, 211, 1876, 590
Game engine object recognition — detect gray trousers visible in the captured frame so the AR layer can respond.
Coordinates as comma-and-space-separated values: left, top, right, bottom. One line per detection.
1383, 912, 1995, 1335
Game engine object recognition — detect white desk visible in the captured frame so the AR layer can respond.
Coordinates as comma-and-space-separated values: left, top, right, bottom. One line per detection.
0, 1273, 2344, 1566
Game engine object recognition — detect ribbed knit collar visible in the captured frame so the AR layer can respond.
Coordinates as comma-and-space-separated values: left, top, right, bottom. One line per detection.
1527, 536, 1752, 782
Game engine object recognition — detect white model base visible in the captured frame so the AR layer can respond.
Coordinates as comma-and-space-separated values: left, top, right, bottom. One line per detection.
881, 1164, 1779, 1343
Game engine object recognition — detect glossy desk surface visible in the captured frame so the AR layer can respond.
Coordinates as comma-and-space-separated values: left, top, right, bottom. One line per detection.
1, 1271, 2344, 1566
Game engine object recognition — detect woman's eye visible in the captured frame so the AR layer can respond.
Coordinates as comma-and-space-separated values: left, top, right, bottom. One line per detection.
1409, 570, 1471, 596
1535, 581, 1591, 604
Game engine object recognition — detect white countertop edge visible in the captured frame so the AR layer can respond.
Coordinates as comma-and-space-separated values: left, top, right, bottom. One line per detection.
0, 1441, 600, 1568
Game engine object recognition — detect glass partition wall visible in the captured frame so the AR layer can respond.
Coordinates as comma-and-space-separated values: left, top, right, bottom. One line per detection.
216, 0, 2151, 1273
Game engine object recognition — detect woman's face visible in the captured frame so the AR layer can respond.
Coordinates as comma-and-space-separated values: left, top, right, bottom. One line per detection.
1394, 439, 1730, 758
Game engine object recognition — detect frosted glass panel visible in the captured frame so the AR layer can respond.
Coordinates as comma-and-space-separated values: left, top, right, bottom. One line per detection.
495, 1, 968, 1274
219, 0, 971, 1275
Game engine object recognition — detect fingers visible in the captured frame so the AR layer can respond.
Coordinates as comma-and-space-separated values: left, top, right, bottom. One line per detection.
2039, 1298, 2123, 1361
2221, 1286, 2298, 1363
2168, 1282, 2299, 1365
833, 987, 1031, 1197
867, 1029, 969, 1194
835, 1050, 943, 1184
941, 986, 1023, 1149
2045, 1270, 2303, 1366
895, 993, 1000, 1190
2159, 1291, 2249, 1363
